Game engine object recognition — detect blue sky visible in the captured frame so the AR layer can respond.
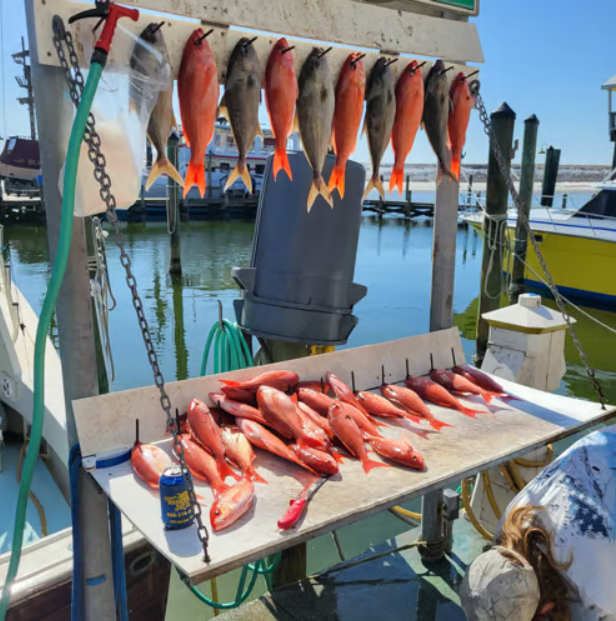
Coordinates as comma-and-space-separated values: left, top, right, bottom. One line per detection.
1, 0, 615, 165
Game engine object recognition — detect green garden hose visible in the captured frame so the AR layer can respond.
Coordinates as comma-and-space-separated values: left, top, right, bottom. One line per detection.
0, 62, 104, 620
200, 312, 253, 375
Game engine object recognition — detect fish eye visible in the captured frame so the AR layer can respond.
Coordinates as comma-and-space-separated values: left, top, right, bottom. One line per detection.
215, 509, 221, 516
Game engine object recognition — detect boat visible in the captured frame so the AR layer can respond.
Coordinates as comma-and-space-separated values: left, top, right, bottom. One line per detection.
462, 186, 616, 306
0, 137, 40, 195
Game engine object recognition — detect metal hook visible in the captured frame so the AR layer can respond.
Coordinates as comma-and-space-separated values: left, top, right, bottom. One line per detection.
321, 378, 326, 394
439, 65, 455, 76
461, 69, 480, 82
175, 408, 181, 433
242, 36, 258, 49
381, 365, 386, 386
317, 46, 333, 59
451, 347, 457, 366
430, 353, 435, 371
350, 53, 366, 66
410, 60, 426, 73
279, 45, 295, 54
196, 28, 214, 45
92, 17, 104, 34
135, 418, 140, 444
351, 371, 356, 393
405, 358, 410, 378
151, 21, 165, 34
384, 58, 398, 67
217, 299, 225, 331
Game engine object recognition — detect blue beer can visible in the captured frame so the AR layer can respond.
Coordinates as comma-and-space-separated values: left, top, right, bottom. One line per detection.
159, 465, 195, 530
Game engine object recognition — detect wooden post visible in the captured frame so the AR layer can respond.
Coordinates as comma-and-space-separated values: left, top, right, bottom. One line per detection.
168, 133, 182, 276
562, 193, 568, 209
509, 114, 539, 303
476, 103, 516, 365
540, 146, 560, 207
405, 174, 411, 202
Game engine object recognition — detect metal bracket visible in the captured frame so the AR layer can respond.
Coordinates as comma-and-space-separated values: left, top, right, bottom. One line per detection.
442, 488, 460, 554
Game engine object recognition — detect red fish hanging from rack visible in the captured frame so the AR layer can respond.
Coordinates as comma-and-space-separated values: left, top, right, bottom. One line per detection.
448, 72, 475, 181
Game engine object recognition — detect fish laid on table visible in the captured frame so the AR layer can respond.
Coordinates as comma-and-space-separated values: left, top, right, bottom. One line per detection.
133, 23, 184, 201
210, 478, 255, 531
220, 370, 299, 393
365, 435, 425, 471
131, 441, 173, 489
265, 37, 298, 181
430, 368, 499, 404
423, 59, 456, 183
220, 385, 256, 404
297, 387, 338, 417
295, 403, 332, 448
405, 376, 483, 418
381, 384, 452, 432
179, 434, 231, 497
448, 72, 475, 181
297, 401, 335, 439
452, 365, 508, 396
178, 28, 219, 198
328, 404, 388, 475
187, 398, 240, 481
257, 386, 329, 449
291, 444, 338, 476
236, 418, 318, 474
220, 37, 262, 194
337, 401, 384, 439
390, 60, 424, 196
209, 393, 269, 426
297, 380, 332, 395
326, 371, 371, 418
221, 426, 268, 484
297, 47, 335, 211
362, 57, 396, 201
356, 390, 417, 421
328, 52, 366, 199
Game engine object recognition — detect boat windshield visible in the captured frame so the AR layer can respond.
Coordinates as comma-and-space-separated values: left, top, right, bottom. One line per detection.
575, 190, 616, 219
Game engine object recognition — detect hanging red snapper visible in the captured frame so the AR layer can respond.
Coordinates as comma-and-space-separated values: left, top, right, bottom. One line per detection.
131, 441, 173, 489
179, 434, 231, 497
328, 52, 366, 199
210, 479, 255, 531
178, 28, 219, 198
365, 435, 425, 471
381, 384, 452, 432
390, 61, 424, 196
265, 38, 298, 182
220, 426, 268, 484
430, 368, 497, 404
448, 72, 475, 181
405, 376, 483, 418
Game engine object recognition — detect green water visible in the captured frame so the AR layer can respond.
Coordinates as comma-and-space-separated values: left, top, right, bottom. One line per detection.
4, 216, 616, 618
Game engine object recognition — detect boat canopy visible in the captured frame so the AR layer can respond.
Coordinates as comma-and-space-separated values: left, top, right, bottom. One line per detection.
576, 190, 616, 219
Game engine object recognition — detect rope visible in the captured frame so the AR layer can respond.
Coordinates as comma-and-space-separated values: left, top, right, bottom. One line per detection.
390, 506, 422, 521
16, 441, 48, 537
481, 471, 502, 521
514, 445, 554, 468
461, 478, 493, 540
482, 212, 509, 300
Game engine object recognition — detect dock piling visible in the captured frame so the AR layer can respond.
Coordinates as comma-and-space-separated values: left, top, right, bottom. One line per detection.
476, 102, 516, 365
466, 174, 473, 208
168, 132, 182, 276
540, 146, 560, 207
509, 114, 539, 303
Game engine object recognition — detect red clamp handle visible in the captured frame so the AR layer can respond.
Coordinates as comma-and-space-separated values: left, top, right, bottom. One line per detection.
97, 4, 139, 54
277, 499, 307, 530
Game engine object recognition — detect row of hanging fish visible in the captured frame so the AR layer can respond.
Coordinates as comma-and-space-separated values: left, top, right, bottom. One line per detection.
134, 24, 477, 214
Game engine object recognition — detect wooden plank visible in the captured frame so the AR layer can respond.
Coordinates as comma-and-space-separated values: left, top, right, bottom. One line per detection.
31, 0, 483, 74
73, 328, 465, 457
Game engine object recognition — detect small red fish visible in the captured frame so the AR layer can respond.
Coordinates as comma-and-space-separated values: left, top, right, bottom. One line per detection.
430, 368, 498, 404
179, 434, 231, 498
326, 371, 370, 417
220, 426, 268, 484
297, 381, 332, 395
365, 435, 425, 471
220, 385, 257, 404
235, 418, 318, 475
381, 384, 452, 432
265, 37, 298, 181
448, 72, 475, 181
210, 478, 255, 531
405, 376, 483, 419
328, 404, 388, 475
337, 401, 383, 439
291, 444, 338, 476
257, 386, 328, 449
452, 365, 508, 395
209, 392, 268, 426
187, 398, 241, 481
297, 401, 335, 439
297, 387, 338, 417
220, 370, 299, 393
131, 442, 173, 489
356, 390, 419, 422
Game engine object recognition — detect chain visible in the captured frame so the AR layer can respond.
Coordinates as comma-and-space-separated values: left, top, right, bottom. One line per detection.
52, 17, 211, 560
474, 89, 607, 408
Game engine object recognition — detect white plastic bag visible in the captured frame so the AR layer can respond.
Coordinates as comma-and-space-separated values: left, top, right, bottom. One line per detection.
58, 24, 171, 217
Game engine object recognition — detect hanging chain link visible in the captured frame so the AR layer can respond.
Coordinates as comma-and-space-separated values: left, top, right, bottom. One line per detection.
51, 16, 210, 560
474, 87, 607, 409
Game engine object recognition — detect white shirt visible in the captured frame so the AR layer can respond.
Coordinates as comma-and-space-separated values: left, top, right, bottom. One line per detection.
502, 425, 616, 621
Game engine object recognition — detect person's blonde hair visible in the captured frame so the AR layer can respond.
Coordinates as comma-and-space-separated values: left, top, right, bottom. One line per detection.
498, 506, 572, 621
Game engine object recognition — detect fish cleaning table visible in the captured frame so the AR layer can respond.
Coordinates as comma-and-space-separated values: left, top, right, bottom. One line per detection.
73, 328, 615, 585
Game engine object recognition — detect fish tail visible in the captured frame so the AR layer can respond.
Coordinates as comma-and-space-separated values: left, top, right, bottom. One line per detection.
330, 451, 346, 464
146, 156, 185, 192
362, 174, 386, 201
389, 166, 404, 196
482, 393, 493, 404
220, 460, 241, 482
401, 411, 423, 425
307, 175, 333, 212
327, 163, 346, 199
430, 418, 454, 432
212, 482, 231, 499
459, 407, 483, 419
437, 162, 458, 185
219, 379, 240, 387
248, 467, 268, 485
273, 145, 293, 182
450, 154, 461, 181
362, 458, 390, 475
224, 159, 253, 194
183, 160, 206, 198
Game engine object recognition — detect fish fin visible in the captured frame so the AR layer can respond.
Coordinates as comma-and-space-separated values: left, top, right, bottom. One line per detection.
401, 411, 423, 425
307, 176, 333, 212
212, 482, 232, 499
220, 460, 242, 482
331, 127, 336, 155
436, 165, 443, 186
183, 161, 206, 198
219, 379, 241, 387
389, 167, 404, 196
363, 458, 390, 475
482, 393, 493, 404
327, 164, 346, 199
249, 468, 268, 484
460, 407, 483, 419
290, 393, 298, 404
273, 146, 293, 181
146, 156, 185, 191
224, 160, 252, 194
217, 94, 229, 122
430, 418, 454, 432
330, 450, 346, 464
446, 125, 452, 150
450, 155, 461, 181
361, 115, 367, 138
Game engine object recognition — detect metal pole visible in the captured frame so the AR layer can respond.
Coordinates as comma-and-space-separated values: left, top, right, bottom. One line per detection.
421, 150, 459, 563
476, 103, 516, 365
466, 174, 473, 208
168, 133, 182, 275
540, 146, 560, 207
509, 114, 539, 302
24, 3, 115, 620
